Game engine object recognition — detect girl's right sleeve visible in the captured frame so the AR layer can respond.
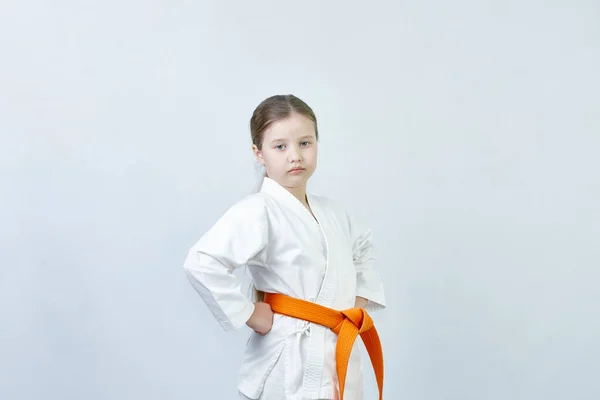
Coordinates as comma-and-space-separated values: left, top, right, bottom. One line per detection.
183, 196, 269, 331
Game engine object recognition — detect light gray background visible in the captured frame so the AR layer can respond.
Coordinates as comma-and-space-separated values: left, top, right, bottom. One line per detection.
1, 1, 599, 399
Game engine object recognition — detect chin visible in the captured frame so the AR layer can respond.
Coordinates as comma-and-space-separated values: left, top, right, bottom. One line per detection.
283, 175, 308, 186
292, 173, 313, 183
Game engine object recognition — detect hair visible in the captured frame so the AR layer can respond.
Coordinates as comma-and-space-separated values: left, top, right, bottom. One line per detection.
250, 94, 319, 151
249, 94, 319, 302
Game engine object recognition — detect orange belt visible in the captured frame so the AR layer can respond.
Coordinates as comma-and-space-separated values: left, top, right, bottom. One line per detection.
263, 293, 384, 400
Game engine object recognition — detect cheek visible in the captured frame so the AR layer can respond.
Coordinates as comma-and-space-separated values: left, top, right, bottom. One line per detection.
263, 150, 283, 166
261, 148, 274, 161
306, 147, 318, 162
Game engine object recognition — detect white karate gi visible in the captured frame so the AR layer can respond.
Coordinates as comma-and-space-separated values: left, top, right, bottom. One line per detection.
184, 177, 386, 400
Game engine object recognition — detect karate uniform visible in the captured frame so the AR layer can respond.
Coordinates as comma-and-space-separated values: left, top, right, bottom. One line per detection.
184, 177, 386, 399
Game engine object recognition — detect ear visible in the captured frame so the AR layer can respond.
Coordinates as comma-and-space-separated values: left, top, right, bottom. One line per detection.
252, 144, 265, 166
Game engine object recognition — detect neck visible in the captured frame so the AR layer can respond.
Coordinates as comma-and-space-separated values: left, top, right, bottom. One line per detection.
285, 184, 308, 207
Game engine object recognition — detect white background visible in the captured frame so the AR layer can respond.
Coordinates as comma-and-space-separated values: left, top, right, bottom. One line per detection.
1, 1, 599, 399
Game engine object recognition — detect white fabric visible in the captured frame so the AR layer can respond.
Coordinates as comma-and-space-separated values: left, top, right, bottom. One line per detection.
184, 177, 386, 400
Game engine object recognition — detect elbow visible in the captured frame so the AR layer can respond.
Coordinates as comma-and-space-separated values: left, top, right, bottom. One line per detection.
183, 249, 219, 281
182, 249, 201, 277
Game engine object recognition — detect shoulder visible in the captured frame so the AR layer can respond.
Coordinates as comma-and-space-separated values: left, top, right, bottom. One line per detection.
225, 192, 270, 217
192, 193, 272, 252
310, 193, 369, 235
309, 193, 352, 224
210, 192, 273, 229
310, 193, 346, 212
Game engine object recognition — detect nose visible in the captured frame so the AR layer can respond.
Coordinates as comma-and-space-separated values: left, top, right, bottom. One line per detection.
288, 145, 302, 163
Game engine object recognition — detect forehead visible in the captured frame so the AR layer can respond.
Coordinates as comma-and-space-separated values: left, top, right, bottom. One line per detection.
263, 113, 316, 140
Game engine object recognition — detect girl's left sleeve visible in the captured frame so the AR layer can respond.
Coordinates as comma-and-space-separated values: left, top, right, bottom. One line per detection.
348, 211, 386, 312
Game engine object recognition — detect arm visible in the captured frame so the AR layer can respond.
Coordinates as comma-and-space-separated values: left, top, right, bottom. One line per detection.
183, 197, 269, 331
349, 212, 386, 312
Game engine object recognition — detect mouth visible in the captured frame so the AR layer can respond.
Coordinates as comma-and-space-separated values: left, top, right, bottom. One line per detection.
288, 167, 306, 173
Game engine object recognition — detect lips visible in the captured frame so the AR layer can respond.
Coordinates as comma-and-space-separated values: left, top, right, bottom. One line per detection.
288, 167, 305, 173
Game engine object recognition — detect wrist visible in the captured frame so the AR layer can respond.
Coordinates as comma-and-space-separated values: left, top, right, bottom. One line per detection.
354, 296, 368, 308
244, 303, 259, 329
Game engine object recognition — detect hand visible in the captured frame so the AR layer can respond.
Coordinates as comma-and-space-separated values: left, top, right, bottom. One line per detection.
246, 302, 274, 335
354, 296, 368, 309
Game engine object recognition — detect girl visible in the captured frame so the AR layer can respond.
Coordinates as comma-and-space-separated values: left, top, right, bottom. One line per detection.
183, 94, 386, 400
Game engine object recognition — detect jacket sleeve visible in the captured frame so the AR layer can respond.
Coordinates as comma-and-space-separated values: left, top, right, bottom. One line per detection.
348, 211, 386, 312
183, 196, 269, 331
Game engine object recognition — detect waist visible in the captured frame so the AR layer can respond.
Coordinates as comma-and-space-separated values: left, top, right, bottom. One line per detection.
262, 292, 384, 400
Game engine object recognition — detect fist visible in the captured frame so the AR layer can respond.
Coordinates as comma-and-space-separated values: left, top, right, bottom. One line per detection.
246, 302, 274, 335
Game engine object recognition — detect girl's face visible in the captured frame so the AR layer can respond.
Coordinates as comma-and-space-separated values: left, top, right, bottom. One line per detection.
253, 112, 318, 190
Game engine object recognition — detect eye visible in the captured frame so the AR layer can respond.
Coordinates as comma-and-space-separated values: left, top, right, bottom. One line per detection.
300, 141, 310, 147
275, 144, 286, 150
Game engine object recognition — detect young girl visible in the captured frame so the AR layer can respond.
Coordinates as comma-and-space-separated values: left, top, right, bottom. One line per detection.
183, 94, 386, 400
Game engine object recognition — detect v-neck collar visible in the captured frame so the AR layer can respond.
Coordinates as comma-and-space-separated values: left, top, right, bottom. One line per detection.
260, 177, 320, 226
